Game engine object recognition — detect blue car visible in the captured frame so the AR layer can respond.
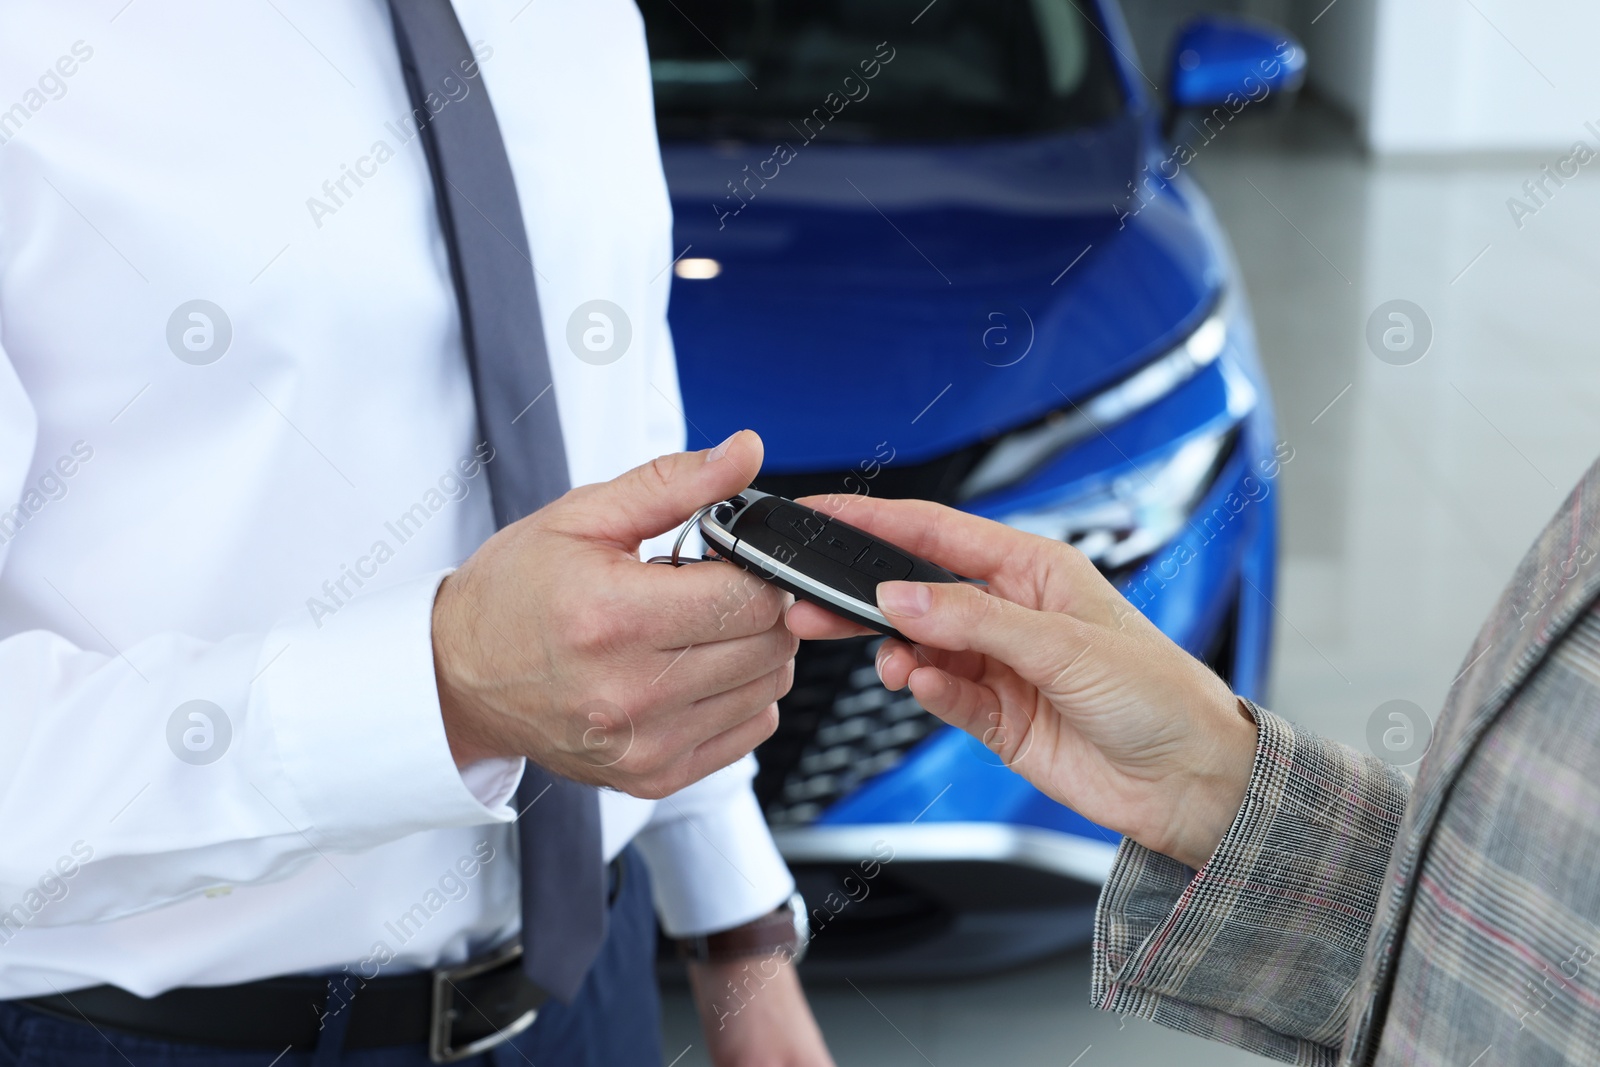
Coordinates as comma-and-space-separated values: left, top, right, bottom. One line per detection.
639, 0, 1304, 977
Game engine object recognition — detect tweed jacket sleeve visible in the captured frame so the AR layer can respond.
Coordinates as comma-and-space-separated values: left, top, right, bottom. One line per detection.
1091, 702, 1411, 1065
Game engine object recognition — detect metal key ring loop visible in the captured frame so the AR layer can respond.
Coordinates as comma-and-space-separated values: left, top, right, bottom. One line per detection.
671, 503, 719, 566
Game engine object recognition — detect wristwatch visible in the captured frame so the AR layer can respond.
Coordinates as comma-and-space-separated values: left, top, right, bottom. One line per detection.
675, 892, 809, 965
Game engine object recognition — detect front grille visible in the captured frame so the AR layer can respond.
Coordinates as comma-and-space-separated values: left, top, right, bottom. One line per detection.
757, 635, 942, 825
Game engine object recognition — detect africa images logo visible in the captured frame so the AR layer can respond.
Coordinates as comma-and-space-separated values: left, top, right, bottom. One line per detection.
1364, 300, 1432, 366
166, 700, 232, 765
166, 300, 232, 365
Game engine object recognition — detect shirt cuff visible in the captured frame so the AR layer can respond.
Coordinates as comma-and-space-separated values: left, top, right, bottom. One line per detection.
1091, 702, 1409, 1064
630, 757, 795, 938
252, 568, 518, 850
460, 756, 525, 810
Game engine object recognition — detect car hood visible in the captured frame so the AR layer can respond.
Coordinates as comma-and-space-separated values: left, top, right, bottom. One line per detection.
662, 117, 1226, 472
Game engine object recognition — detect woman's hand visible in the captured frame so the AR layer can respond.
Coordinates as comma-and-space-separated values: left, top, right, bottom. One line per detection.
786, 496, 1257, 870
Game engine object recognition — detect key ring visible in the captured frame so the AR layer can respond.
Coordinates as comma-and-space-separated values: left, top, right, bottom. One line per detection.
647, 503, 719, 567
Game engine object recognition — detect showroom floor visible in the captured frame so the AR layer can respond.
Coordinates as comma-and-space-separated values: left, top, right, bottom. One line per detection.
659, 100, 1600, 1065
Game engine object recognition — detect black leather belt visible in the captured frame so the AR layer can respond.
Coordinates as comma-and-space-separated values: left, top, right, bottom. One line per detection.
20, 940, 542, 1064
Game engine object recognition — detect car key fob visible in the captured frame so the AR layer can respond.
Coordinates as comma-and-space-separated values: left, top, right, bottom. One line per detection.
697, 488, 962, 640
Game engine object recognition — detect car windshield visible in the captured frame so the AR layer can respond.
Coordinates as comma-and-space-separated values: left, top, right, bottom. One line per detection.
638, 0, 1125, 142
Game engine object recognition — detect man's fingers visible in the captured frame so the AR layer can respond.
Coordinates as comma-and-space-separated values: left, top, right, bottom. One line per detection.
671, 701, 783, 796
556, 429, 763, 549
637, 558, 789, 645
620, 681, 787, 800
654, 623, 798, 708
684, 664, 794, 737
876, 579, 1084, 688
785, 599, 876, 640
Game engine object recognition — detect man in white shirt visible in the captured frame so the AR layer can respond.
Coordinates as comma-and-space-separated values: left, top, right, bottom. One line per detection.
0, 2, 832, 1064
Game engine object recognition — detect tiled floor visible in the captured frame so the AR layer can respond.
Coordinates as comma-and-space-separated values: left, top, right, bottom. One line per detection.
660, 101, 1600, 1066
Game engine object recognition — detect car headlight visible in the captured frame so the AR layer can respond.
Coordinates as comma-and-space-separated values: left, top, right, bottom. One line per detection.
957, 301, 1229, 502
995, 427, 1234, 570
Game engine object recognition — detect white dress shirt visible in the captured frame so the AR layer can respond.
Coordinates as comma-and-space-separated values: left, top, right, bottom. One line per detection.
0, 0, 792, 997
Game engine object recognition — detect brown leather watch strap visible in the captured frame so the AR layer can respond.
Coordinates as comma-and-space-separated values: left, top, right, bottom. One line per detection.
676, 893, 807, 963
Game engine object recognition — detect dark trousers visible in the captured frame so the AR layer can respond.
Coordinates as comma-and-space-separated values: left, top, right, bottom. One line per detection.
0, 848, 661, 1067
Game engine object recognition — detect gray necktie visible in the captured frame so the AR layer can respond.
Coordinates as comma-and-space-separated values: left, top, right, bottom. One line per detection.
386, 0, 607, 1004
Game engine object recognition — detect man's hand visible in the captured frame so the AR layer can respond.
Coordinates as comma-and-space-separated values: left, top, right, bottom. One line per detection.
689, 954, 834, 1067
431, 430, 797, 799
785, 495, 1257, 871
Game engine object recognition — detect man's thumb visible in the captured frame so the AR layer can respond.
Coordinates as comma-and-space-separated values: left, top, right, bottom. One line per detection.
562, 429, 763, 548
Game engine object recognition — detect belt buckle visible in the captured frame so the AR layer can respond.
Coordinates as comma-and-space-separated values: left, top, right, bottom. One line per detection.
428, 942, 538, 1065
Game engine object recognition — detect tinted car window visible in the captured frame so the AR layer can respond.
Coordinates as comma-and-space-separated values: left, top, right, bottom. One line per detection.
639, 0, 1125, 141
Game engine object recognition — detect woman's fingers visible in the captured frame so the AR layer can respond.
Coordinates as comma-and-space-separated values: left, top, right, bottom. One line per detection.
794, 495, 1042, 585
876, 579, 1090, 691
875, 639, 984, 691
876, 638, 917, 690
793, 494, 1122, 624
903, 664, 1002, 740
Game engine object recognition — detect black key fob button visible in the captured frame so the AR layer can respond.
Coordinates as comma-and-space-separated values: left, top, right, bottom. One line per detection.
813, 526, 870, 566
854, 544, 912, 581
765, 505, 827, 544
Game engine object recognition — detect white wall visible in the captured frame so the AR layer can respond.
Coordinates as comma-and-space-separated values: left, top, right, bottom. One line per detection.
1303, 0, 1600, 155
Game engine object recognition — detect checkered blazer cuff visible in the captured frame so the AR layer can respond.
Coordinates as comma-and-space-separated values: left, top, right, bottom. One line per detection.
1090, 701, 1411, 1066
